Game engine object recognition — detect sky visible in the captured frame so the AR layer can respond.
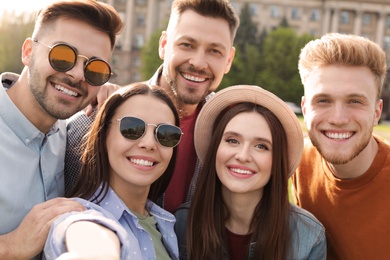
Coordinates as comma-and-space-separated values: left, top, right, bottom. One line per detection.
0, 0, 58, 15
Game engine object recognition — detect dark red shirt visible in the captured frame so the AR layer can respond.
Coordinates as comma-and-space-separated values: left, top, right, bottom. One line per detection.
164, 106, 199, 213
226, 228, 252, 260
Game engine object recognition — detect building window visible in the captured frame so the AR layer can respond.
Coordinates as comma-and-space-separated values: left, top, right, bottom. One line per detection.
132, 72, 141, 82
132, 56, 141, 67
362, 13, 372, 25
249, 4, 258, 16
136, 0, 146, 6
386, 16, 390, 27
137, 14, 145, 27
309, 29, 318, 36
134, 34, 144, 49
310, 9, 320, 21
340, 11, 350, 24
291, 8, 299, 20
271, 5, 279, 18
231, 2, 239, 13
384, 36, 390, 51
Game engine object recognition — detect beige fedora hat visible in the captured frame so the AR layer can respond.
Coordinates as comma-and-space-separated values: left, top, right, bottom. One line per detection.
194, 85, 303, 177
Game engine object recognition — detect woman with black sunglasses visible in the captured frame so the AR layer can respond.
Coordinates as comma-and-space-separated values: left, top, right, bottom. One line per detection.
44, 83, 182, 260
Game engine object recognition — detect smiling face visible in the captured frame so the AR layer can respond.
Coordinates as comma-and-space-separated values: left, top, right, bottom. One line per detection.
105, 94, 175, 197
215, 112, 273, 197
159, 10, 235, 110
23, 18, 112, 120
302, 65, 382, 164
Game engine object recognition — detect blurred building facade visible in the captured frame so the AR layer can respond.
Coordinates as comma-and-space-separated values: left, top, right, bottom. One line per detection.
103, 0, 390, 118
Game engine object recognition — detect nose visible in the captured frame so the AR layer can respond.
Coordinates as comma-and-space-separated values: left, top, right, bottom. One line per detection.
65, 55, 87, 83
327, 103, 349, 125
234, 144, 252, 162
137, 126, 157, 150
188, 50, 208, 70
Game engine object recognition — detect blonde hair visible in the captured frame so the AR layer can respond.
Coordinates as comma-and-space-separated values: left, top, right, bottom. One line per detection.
298, 33, 387, 99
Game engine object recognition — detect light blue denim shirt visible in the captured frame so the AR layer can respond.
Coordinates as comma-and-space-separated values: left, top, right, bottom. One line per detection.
44, 187, 179, 260
0, 72, 65, 235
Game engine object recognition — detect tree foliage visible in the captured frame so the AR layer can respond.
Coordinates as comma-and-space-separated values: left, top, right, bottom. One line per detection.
0, 11, 35, 74
140, 28, 163, 81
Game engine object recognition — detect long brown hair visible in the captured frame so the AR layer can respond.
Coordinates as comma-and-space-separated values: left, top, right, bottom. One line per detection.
187, 103, 291, 259
69, 83, 180, 203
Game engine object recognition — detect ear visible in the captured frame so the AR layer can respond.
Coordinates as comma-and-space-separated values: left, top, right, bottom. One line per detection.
21, 38, 33, 66
301, 96, 307, 123
224, 46, 236, 74
158, 31, 167, 60
373, 99, 383, 126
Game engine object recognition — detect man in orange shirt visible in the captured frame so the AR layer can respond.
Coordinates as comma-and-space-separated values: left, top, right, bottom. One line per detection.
292, 33, 390, 259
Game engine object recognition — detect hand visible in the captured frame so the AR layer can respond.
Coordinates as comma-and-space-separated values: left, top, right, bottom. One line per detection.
85, 82, 120, 116
0, 198, 84, 260
64, 221, 120, 260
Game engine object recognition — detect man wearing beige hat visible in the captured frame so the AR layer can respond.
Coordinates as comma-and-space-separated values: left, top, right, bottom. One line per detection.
292, 33, 390, 259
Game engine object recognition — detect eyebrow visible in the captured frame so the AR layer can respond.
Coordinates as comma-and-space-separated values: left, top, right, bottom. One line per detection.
311, 93, 369, 100
223, 131, 273, 145
177, 35, 228, 52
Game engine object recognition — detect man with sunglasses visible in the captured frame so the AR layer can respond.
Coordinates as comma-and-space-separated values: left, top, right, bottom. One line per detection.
65, 0, 240, 214
0, 1, 122, 259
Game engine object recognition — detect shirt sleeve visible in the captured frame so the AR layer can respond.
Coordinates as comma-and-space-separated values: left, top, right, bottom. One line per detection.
44, 209, 130, 260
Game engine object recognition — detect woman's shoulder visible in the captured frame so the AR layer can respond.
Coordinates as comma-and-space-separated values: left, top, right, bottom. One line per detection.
289, 203, 324, 230
289, 204, 327, 259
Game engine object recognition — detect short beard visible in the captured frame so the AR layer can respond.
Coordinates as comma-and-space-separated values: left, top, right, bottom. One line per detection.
310, 132, 370, 165
163, 71, 210, 105
28, 56, 83, 119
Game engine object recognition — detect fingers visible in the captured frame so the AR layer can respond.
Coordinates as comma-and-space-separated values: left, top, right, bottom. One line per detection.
85, 104, 93, 116
96, 82, 120, 110
3, 198, 85, 260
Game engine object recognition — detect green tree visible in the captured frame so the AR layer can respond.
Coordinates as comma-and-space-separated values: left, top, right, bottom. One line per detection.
258, 27, 313, 104
0, 11, 35, 74
220, 3, 264, 90
234, 3, 259, 55
140, 28, 164, 81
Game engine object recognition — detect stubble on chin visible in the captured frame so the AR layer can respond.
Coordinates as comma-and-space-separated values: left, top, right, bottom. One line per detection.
309, 132, 369, 165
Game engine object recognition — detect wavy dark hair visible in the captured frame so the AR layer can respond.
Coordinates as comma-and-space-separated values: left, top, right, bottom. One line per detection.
69, 83, 180, 203
187, 103, 291, 259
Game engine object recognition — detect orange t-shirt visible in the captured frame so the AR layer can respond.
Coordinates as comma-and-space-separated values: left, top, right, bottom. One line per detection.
292, 136, 390, 260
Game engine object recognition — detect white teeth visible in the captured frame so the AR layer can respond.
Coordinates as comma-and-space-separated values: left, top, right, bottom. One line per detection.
326, 132, 352, 140
131, 158, 154, 167
230, 167, 253, 175
183, 73, 206, 82
54, 84, 78, 97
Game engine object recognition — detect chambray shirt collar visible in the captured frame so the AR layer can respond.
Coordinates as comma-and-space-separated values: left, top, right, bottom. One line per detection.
96, 186, 176, 223
0, 72, 60, 145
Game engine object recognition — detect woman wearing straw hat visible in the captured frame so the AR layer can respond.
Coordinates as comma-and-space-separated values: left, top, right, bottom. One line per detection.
174, 85, 326, 259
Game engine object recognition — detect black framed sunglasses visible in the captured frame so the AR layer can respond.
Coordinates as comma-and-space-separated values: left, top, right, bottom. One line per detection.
114, 116, 183, 148
33, 39, 112, 86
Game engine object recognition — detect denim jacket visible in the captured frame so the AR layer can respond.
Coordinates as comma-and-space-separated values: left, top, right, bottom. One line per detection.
174, 202, 326, 259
